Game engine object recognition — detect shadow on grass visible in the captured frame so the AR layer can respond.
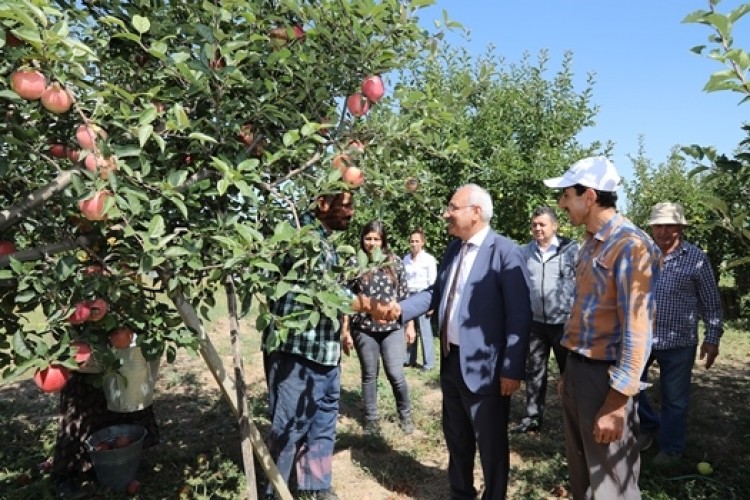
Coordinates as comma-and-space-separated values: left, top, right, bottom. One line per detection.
507, 361, 750, 500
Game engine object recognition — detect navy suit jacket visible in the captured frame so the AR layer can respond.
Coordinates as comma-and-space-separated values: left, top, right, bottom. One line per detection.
400, 229, 532, 394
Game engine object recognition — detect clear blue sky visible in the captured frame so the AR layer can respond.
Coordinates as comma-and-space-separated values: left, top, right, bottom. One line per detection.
418, 1, 749, 183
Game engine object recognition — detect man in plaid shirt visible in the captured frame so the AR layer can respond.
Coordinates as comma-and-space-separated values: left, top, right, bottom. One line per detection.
262, 192, 354, 500
638, 202, 723, 464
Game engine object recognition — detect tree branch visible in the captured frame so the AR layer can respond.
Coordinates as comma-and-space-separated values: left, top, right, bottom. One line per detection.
0, 170, 80, 232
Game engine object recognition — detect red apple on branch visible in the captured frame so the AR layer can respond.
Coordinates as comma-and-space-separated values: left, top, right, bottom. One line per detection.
71, 341, 92, 364
332, 153, 352, 173
68, 302, 92, 325
67, 149, 81, 162
361, 75, 385, 103
0, 240, 16, 256
109, 327, 134, 349
10, 69, 47, 100
33, 365, 71, 393
87, 298, 109, 321
342, 166, 364, 187
49, 143, 67, 158
40, 82, 74, 114
346, 93, 370, 117
75, 124, 107, 150
78, 190, 112, 221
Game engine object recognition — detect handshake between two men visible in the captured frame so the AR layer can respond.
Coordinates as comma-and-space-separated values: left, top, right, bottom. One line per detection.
352, 295, 401, 322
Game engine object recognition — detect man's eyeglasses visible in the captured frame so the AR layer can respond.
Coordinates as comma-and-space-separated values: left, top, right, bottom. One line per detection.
445, 203, 476, 213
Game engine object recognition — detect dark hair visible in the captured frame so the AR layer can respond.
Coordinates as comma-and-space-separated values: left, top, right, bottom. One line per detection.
571, 184, 618, 209
410, 226, 426, 242
531, 206, 558, 223
359, 220, 397, 284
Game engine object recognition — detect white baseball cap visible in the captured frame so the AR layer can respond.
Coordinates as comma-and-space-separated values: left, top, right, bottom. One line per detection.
543, 156, 621, 192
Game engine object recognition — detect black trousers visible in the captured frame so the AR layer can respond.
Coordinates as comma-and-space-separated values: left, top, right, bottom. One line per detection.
441, 345, 510, 500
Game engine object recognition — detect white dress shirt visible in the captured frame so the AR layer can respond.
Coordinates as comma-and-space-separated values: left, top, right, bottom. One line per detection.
403, 250, 438, 293
441, 225, 490, 347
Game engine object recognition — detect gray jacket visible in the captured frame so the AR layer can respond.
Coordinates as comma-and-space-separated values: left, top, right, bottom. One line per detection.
522, 236, 579, 325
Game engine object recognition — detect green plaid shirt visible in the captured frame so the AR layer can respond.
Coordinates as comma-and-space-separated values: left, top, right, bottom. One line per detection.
264, 216, 342, 366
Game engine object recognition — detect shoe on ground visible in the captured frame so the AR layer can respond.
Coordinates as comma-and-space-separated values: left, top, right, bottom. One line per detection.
511, 418, 541, 434
399, 417, 415, 435
652, 451, 682, 465
297, 488, 340, 500
637, 431, 655, 452
363, 420, 381, 436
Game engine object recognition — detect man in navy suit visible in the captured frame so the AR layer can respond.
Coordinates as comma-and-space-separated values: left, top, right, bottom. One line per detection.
380, 183, 532, 499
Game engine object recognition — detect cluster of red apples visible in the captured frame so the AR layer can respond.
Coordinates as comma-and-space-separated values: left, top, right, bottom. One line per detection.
334, 75, 386, 187
10, 67, 115, 222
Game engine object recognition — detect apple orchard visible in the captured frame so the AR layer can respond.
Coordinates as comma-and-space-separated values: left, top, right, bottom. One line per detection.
0, 1, 445, 401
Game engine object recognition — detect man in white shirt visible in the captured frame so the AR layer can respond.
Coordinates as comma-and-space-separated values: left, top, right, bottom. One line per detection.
403, 228, 438, 371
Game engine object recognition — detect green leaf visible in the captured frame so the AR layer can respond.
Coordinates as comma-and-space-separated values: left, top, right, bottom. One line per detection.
705, 13, 731, 40
12, 330, 32, 359
132, 15, 151, 34
217, 178, 229, 196
167, 170, 188, 187
147, 215, 166, 238
138, 124, 153, 148
729, 3, 750, 23
235, 224, 264, 244
174, 104, 190, 130
188, 132, 217, 143
282, 130, 300, 147
251, 260, 281, 272
0, 90, 22, 101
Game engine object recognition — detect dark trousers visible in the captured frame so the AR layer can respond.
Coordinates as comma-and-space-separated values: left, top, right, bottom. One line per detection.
523, 321, 567, 424
441, 346, 510, 500
562, 353, 641, 500
352, 328, 411, 422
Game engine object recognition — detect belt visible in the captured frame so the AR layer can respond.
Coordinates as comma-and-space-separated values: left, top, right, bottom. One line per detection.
568, 351, 615, 365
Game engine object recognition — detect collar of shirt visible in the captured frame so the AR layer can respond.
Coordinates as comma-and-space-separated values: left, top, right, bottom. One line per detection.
592, 213, 624, 243
536, 235, 560, 261
663, 240, 687, 261
467, 224, 490, 248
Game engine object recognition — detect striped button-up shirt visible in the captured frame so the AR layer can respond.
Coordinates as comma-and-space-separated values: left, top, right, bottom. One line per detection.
562, 214, 661, 396
653, 240, 723, 349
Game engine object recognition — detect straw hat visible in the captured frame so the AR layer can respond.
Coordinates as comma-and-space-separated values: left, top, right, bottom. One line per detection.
647, 202, 689, 226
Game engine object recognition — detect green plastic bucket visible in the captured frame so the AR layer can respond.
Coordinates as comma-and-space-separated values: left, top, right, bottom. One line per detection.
85, 424, 146, 492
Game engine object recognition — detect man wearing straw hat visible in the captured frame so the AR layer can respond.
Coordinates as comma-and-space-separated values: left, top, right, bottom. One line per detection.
637, 202, 723, 465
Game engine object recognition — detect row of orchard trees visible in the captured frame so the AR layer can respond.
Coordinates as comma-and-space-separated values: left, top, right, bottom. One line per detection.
0, 0, 460, 393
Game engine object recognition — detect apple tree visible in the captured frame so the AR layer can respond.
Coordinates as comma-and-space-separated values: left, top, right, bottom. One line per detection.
352, 43, 605, 251
681, 1, 750, 317
0, 0, 452, 428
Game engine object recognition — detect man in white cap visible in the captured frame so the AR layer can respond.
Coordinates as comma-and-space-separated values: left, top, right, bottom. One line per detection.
543, 156, 661, 499
637, 202, 723, 464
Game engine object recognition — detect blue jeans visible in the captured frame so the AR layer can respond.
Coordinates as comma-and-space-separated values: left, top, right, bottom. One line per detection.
638, 345, 697, 455
405, 313, 435, 370
264, 350, 340, 492
353, 328, 412, 422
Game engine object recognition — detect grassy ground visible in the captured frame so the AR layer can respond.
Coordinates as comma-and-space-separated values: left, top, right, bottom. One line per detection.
1, 302, 749, 499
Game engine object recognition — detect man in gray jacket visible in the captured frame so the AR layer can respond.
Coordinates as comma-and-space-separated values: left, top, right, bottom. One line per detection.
513, 206, 579, 434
